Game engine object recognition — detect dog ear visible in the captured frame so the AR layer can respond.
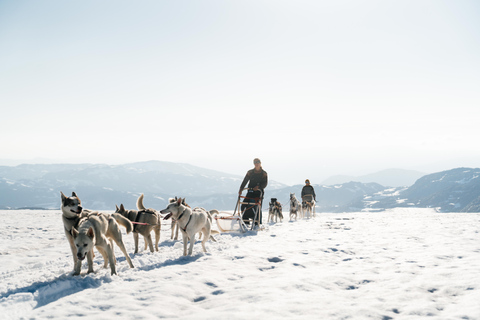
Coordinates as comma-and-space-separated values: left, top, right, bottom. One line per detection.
116, 204, 119, 211
72, 192, 77, 197
87, 227, 94, 239
71, 228, 79, 238
120, 204, 125, 211
61, 192, 66, 201
176, 197, 182, 206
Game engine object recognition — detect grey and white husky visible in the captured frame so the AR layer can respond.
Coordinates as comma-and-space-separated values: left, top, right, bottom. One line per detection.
115, 194, 161, 254
72, 212, 135, 275
61, 191, 134, 275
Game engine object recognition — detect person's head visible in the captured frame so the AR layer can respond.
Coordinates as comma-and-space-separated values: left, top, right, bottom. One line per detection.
253, 158, 261, 169
305, 179, 310, 185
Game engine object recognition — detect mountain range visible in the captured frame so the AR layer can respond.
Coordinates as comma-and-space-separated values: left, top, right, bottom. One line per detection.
321, 168, 426, 187
0, 161, 479, 213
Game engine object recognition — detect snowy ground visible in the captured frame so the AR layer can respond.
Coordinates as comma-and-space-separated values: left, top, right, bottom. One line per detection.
0, 208, 479, 319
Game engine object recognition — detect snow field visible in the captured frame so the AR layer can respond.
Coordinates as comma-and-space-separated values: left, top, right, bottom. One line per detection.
0, 208, 479, 319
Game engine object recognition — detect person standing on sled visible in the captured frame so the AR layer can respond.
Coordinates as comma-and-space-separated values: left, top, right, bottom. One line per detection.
239, 158, 268, 226
301, 179, 316, 204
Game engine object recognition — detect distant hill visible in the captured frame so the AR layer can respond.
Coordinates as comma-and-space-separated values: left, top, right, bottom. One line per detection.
361, 167, 480, 213
0, 161, 286, 210
321, 168, 426, 187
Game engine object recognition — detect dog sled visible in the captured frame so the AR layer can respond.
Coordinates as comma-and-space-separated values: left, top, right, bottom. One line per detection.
213, 188, 264, 233
302, 194, 316, 218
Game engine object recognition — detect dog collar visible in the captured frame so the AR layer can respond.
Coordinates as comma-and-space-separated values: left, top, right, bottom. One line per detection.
177, 208, 187, 221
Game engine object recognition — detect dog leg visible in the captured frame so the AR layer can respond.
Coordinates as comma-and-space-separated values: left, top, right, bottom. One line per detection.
105, 243, 117, 275
188, 233, 195, 255
87, 248, 95, 274
134, 232, 139, 254
112, 237, 134, 268
96, 246, 109, 268
202, 222, 214, 253
170, 220, 175, 240
174, 223, 179, 240
73, 260, 82, 276
146, 233, 154, 253
66, 233, 81, 275
154, 225, 160, 252
201, 233, 208, 253
182, 233, 188, 256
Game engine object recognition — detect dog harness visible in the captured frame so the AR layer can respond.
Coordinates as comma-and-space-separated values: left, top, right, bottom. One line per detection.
176, 208, 193, 232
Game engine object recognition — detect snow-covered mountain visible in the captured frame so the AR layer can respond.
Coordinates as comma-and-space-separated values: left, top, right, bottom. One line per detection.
357, 168, 480, 213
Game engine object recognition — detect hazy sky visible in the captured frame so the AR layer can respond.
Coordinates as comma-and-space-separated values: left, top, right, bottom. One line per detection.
1, 0, 479, 185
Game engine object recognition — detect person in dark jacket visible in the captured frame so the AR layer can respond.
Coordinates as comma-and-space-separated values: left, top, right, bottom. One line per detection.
301, 179, 316, 203
239, 158, 268, 225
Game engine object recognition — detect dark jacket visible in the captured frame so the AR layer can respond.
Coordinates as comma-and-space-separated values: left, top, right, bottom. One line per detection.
301, 185, 316, 200
239, 168, 268, 193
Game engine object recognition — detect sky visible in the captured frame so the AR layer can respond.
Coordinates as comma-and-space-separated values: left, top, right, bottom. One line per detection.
1, 0, 479, 185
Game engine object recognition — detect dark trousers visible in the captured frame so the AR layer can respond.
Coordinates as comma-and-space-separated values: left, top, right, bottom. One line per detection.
241, 190, 263, 225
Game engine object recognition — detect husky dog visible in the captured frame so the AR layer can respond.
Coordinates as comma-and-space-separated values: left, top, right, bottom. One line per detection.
61, 192, 90, 274
72, 212, 134, 275
160, 198, 217, 256
61, 191, 134, 275
289, 193, 301, 221
268, 198, 283, 223
115, 194, 161, 253
302, 194, 316, 219
169, 197, 189, 241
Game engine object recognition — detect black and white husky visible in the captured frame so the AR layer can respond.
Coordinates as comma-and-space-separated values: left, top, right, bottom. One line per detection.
268, 198, 283, 223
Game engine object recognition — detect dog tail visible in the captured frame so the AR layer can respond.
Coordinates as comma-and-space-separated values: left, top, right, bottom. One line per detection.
209, 209, 219, 217
207, 209, 219, 223
136, 194, 146, 211
112, 213, 134, 234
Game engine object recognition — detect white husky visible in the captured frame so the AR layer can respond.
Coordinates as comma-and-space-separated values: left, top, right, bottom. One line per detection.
289, 193, 302, 221
160, 198, 217, 256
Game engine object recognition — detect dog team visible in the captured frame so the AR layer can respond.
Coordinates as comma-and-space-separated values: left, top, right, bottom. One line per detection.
60, 177, 316, 276
61, 192, 219, 276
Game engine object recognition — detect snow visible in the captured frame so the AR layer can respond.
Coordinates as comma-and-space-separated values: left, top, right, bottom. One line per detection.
1, 208, 479, 319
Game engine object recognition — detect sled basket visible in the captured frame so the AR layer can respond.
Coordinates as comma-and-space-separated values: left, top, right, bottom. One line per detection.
214, 213, 247, 233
